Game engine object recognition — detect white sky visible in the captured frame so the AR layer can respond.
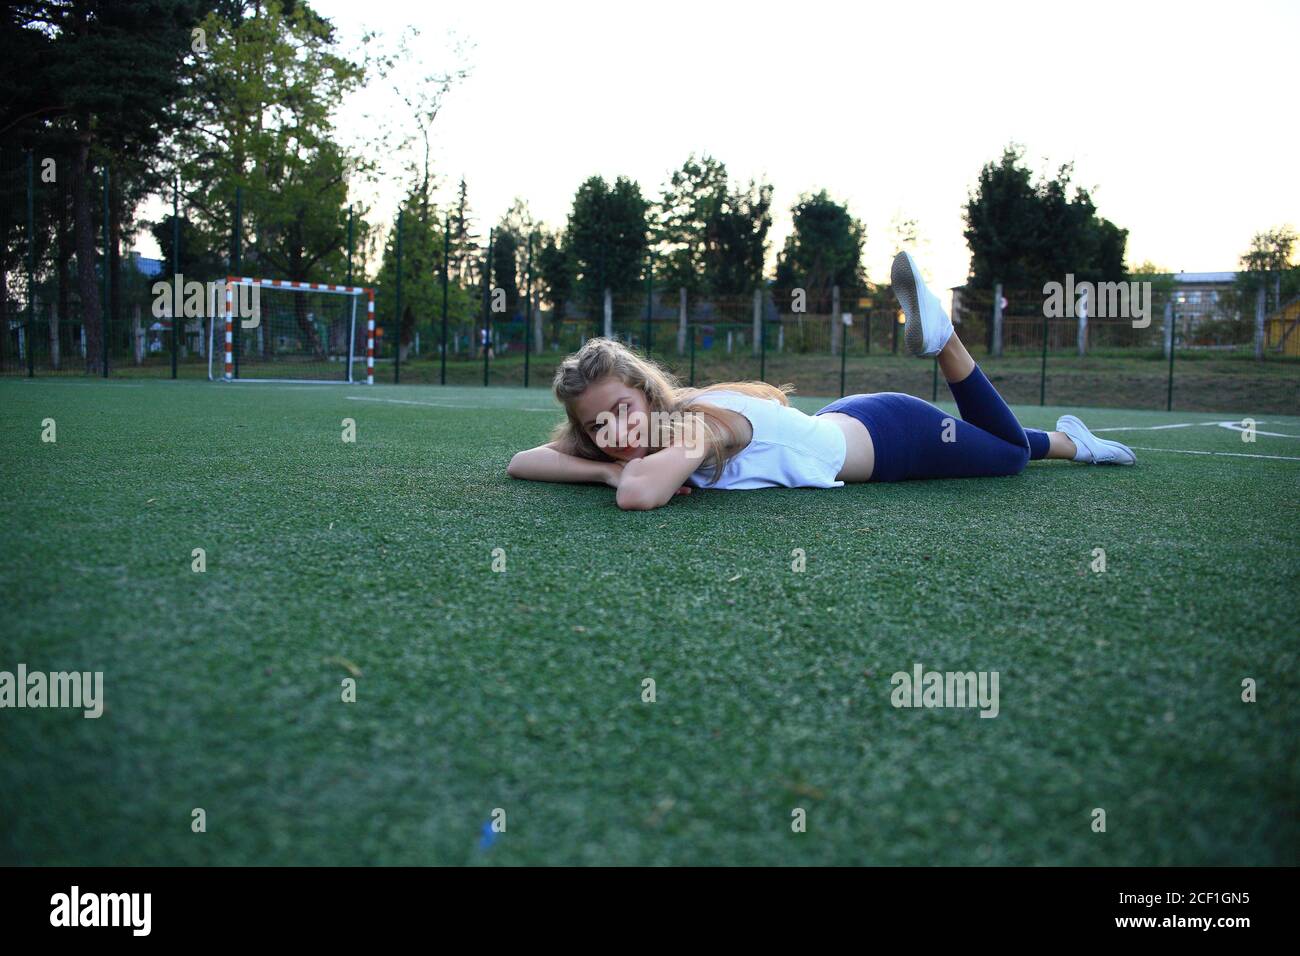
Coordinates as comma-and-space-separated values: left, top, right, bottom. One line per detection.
148, 0, 1300, 293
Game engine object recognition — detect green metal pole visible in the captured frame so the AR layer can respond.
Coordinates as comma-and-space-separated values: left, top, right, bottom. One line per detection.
171, 174, 180, 379
440, 213, 449, 386
1039, 309, 1049, 406
689, 322, 696, 387
759, 303, 766, 382
524, 233, 533, 389
394, 208, 403, 384
931, 356, 939, 402
1167, 308, 1177, 412
345, 205, 354, 383
25, 151, 34, 378
101, 165, 110, 378
482, 228, 493, 387
597, 236, 605, 341
865, 309, 871, 355
346, 205, 354, 286
644, 253, 653, 357
231, 186, 241, 379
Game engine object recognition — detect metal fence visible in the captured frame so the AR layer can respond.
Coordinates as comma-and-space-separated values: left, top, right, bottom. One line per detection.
421, 284, 1298, 415
4, 148, 1296, 413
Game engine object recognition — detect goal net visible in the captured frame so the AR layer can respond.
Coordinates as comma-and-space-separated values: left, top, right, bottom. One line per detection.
208, 277, 375, 383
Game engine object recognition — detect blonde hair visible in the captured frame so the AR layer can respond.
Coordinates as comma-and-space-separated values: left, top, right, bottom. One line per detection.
550, 336, 794, 485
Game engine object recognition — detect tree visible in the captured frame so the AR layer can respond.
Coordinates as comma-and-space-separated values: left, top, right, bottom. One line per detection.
565, 175, 649, 316
962, 145, 1042, 290
654, 153, 772, 296
1237, 226, 1299, 314
173, 0, 365, 354
964, 144, 1128, 290
449, 177, 479, 285
2, 0, 206, 372
373, 192, 437, 361
773, 190, 865, 312
655, 153, 729, 295
537, 228, 574, 340
490, 229, 520, 320
707, 177, 771, 295
498, 197, 539, 302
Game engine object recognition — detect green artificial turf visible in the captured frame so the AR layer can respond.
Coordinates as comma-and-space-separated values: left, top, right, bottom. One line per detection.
1, 377, 1297, 865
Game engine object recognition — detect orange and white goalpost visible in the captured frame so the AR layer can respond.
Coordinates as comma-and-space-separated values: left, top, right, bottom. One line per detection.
209, 276, 376, 384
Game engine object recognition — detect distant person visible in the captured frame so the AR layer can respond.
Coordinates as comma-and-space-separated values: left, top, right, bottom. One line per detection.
507, 252, 1135, 511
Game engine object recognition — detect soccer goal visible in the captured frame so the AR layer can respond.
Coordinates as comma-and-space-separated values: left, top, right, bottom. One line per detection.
208, 277, 376, 383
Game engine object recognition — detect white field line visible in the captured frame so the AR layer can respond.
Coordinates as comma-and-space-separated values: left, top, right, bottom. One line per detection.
16, 380, 145, 388
1087, 420, 1300, 459
1129, 446, 1300, 462
1095, 420, 1300, 438
346, 395, 556, 412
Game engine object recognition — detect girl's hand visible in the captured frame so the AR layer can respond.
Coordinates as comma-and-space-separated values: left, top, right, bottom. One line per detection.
606, 461, 689, 496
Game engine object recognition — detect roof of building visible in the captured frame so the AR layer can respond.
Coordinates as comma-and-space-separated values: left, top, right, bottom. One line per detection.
950, 270, 1241, 291
1173, 271, 1238, 284
129, 252, 165, 278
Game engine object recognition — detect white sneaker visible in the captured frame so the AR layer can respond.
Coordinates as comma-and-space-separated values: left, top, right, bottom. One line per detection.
1056, 414, 1137, 465
891, 250, 953, 357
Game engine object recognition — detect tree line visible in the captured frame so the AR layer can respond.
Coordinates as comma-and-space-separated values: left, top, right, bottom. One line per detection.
3, 1, 1294, 371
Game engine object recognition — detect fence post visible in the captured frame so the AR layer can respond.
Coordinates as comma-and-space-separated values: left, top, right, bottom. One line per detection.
525, 233, 533, 387
758, 290, 766, 382
440, 213, 449, 386
1040, 290, 1049, 406
1076, 286, 1088, 358
48, 302, 59, 371
533, 289, 542, 357
597, 237, 606, 341
345, 205, 354, 285
678, 288, 687, 354
171, 174, 180, 378
689, 322, 696, 386
394, 208, 403, 384
603, 288, 612, 339
1165, 298, 1176, 411
132, 307, 143, 365
991, 282, 1003, 359
1254, 286, 1266, 360
101, 165, 110, 378
25, 151, 35, 377
752, 288, 761, 359
839, 316, 847, 397
230, 186, 241, 379
831, 285, 841, 356
482, 227, 493, 387
345, 204, 354, 378
1163, 297, 1173, 360
643, 252, 653, 357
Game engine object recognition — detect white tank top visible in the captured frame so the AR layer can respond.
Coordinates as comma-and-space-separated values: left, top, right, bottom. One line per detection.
684, 390, 847, 490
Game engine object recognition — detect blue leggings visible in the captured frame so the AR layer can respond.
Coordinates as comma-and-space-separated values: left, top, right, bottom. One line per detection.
814, 366, 1051, 482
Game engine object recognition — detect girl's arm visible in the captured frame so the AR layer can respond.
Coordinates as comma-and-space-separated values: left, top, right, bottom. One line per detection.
507, 441, 621, 486
614, 444, 701, 511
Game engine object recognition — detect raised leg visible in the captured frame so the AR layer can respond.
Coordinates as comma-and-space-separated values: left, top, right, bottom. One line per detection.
938, 328, 1075, 460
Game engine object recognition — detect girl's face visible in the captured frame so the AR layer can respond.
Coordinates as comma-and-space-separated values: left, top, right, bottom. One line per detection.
572, 376, 653, 461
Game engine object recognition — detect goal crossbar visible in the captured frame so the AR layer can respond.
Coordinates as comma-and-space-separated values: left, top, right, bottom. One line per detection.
216, 276, 376, 384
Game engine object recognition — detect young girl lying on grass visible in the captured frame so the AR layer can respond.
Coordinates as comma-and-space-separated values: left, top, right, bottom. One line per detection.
507, 252, 1135, 511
